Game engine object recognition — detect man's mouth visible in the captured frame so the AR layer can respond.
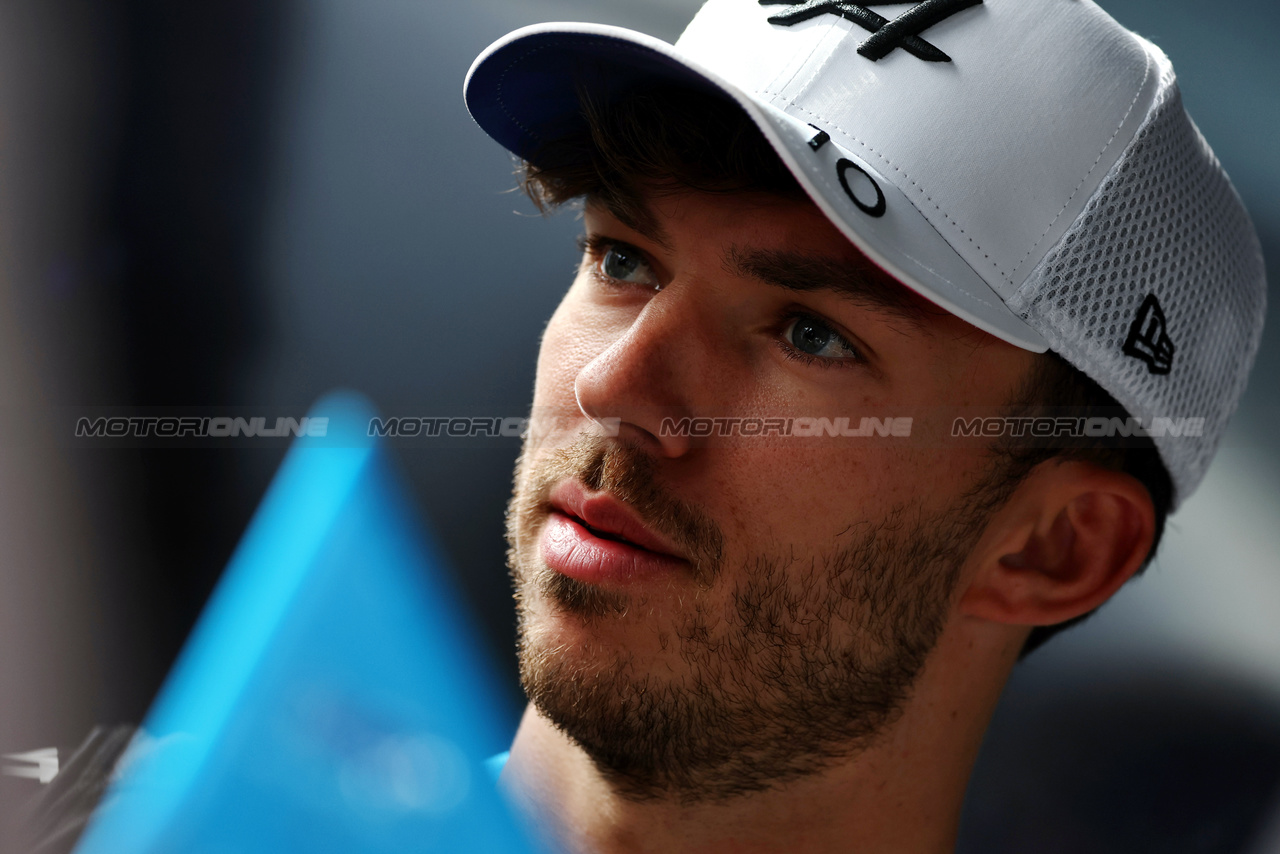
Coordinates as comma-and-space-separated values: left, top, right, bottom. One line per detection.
538, 480, 688, 585
553, 481, 685, 556
573, 516, 642, 548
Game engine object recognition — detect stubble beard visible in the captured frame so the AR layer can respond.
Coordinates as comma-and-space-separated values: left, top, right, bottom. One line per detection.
505, 433, 993, 804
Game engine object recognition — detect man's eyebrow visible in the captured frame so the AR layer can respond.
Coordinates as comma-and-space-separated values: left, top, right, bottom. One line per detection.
726, 245, 939, 330
584, 193, 672, 250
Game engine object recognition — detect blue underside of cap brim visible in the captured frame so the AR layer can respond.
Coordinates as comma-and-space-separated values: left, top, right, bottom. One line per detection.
465, 28, 729, 164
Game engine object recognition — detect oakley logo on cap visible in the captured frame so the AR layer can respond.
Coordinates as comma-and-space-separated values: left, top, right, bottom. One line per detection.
760, 0, 982, 62
1123, 294, 1175, 375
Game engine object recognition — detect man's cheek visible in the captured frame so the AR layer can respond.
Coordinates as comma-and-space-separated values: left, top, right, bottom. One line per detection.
535, 300, 602, 397
706, 447, 880, 544
533, 309, 634, 441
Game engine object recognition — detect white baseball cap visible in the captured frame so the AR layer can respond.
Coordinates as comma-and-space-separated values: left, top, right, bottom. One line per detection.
464, 0, 1266, 506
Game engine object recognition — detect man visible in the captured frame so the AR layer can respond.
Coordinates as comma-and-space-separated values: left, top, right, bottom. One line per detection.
464, 0, 1266, 851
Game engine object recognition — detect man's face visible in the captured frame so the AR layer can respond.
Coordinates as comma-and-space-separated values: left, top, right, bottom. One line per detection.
506, 189, 1037, 802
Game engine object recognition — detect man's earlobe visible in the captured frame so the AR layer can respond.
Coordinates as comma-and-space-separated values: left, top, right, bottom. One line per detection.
959, 461, 1157, 627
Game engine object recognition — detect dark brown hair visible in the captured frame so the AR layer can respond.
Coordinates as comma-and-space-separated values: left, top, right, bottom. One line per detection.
519, 84, 1172, 659
521, 86, 807, 230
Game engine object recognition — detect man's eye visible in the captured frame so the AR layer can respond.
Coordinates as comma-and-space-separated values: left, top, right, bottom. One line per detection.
781, 315, 861, 364
598, 243, 658, 288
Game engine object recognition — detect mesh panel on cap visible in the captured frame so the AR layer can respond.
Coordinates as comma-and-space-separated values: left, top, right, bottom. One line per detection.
1009, 54, 1267, 508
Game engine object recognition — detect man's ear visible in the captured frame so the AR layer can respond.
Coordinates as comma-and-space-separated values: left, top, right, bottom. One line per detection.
959, 460, 1157, 627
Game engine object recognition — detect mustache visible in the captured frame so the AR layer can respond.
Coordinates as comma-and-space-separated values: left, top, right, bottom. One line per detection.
519, 433, 725, 584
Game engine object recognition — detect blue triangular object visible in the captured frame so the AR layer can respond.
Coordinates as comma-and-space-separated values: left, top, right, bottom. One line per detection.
75, 391, 542, 853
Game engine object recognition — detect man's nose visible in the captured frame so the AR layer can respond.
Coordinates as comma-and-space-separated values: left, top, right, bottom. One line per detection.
573, 294, 707, 458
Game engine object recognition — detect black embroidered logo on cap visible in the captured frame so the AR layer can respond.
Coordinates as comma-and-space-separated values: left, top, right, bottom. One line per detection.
1122, 293, 1175, 375
760, 0, 982, 62
837, 159, 886, 217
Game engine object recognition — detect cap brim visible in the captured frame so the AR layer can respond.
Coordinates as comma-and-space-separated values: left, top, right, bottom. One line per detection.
465, 23, 1049, 352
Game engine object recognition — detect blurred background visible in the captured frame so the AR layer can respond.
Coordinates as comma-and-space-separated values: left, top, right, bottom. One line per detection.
0, 0, 1276, 851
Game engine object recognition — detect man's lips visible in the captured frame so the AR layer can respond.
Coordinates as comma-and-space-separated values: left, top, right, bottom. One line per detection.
549, 481, 685, 558
538, 481, 688, 584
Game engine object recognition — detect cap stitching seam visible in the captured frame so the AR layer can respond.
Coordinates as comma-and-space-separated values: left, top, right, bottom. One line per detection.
495, 45, 550, 145
760, 98, 1004, 314
783, 20, 852, 106
771, 99, 1005, 291
759, 17, 840, 104
1009, 50, 1153, 282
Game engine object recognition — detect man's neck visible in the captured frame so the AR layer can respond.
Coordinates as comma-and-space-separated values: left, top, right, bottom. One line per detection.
499, 625, 1019, 854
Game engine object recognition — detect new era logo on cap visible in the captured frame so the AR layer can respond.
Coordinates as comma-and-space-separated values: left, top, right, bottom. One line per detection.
760, 0, 983, 62
1123, 294, 1175, 375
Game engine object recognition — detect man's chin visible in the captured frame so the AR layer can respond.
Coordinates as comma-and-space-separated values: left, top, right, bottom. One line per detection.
534, 565, 631, 619
516, 622, 694, 803
515, 619, 876, 806
516, 565, 682, 665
